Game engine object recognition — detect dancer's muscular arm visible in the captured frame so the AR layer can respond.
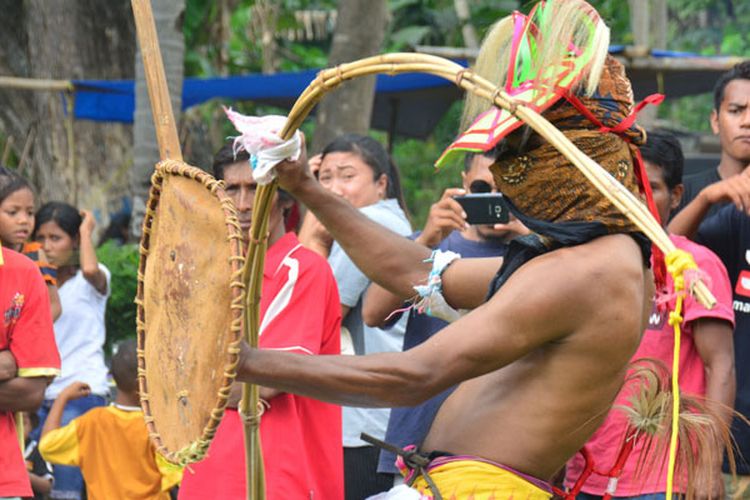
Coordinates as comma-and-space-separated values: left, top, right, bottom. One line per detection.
237, 237, 644, 407
363, 187, 502, 326
275, 141, 498, 310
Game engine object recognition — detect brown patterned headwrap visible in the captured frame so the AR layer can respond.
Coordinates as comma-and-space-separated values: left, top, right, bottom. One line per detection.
490, 57, 646, 233
485, 56, 657, 297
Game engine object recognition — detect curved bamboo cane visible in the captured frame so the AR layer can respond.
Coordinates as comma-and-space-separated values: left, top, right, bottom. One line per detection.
239, 51, 716, 499
239, 183, 275, 500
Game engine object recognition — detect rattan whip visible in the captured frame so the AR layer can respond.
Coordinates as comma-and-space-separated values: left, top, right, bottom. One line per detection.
245, 54, 715, 323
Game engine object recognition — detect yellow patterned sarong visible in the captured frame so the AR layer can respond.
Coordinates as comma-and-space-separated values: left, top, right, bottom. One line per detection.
409, 457, 552, 500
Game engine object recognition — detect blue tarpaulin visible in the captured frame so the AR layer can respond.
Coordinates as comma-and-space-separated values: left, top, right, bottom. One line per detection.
69, 48, 739, 138
72, 66, 462, 124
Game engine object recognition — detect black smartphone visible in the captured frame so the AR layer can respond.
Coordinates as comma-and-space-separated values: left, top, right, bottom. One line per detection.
453, 193, 510, 225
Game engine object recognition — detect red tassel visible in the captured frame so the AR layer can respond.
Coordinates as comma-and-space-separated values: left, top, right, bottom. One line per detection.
563, 428, 639, 498
555, 447, 596, 499
601, 94, 665, 135
631, 147, 668, 301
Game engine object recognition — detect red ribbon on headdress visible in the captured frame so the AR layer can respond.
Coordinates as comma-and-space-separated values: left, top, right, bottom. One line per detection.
561, 92, 668, 293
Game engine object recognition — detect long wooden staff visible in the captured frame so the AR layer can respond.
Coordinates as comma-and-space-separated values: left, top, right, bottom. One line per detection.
131, 0, 181, 162
132, 3, 265, 499
239, 189, 271, 500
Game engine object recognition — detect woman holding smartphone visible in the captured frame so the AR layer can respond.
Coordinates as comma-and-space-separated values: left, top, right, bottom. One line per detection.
32, 202, 110, 500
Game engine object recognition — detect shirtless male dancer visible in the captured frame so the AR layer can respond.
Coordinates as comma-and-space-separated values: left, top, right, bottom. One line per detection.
237, 2, 657, 497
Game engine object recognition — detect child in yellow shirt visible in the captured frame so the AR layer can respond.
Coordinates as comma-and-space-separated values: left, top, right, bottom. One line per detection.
39, 339, 181, 499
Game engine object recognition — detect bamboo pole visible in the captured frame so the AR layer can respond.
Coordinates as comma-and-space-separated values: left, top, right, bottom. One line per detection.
131, 0, 182, 162
64, 91, 78, 206
0, 76, 73, 92
238, 183, 276, 500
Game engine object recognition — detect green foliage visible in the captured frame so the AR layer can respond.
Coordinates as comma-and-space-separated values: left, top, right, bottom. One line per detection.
660, 94, 714, 134
721, 26, 746, 56
389, 101, 465, 228
582, 1, 632, 45
184, 0, 336, 77
96, 242, 139, 354
657, 0, 750, 132
278, 44, 328, 72
389, 25, 433, 51
664, 0, 750, 56
386, 0, 459, 50
183, 0, 337, 157
393, 138, 463, 229
385, 0, 516, 51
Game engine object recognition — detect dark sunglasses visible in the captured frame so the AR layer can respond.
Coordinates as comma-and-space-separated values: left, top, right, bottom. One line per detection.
469, 180, 493, 193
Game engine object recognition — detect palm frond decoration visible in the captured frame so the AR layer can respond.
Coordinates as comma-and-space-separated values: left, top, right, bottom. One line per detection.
615, 358, 744, 500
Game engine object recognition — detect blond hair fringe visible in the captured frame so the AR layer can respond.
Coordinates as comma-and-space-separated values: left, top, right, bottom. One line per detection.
461, 0, 610, 132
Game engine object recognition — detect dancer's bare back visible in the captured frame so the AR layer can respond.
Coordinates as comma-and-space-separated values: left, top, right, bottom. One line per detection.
422, 233, 652, 480
239, 234, 651, 480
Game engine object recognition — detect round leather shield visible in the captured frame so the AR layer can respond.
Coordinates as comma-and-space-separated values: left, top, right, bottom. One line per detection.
136, 160, 244, 465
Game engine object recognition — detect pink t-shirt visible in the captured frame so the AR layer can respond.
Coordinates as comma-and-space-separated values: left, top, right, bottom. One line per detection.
179, 233, 343, 500
565, 234, 735, 496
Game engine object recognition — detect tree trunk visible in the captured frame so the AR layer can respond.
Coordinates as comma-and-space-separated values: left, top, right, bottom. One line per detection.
130, 0, 184, 238
0, 0, 135, 215
254, 0, 280, 75
651, 0, 668, 50
628, 0, 650, 49
454, 0, 479, 49
311, 0, 388, 153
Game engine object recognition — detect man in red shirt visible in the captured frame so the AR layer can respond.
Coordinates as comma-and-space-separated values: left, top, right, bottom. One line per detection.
0, 244, 60, 497
178, 143, 343, 500
566, 131, 736, 499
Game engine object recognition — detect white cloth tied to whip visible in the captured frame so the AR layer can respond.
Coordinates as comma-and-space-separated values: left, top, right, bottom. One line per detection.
224, 107, 301, 185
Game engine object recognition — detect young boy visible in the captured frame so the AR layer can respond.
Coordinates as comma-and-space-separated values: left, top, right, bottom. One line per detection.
39, 339, 181, 499
565, 131, 736, 498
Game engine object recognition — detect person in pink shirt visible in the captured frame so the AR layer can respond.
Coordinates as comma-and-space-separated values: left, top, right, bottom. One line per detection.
565, 131, 736, 499
178, 142, 343, 500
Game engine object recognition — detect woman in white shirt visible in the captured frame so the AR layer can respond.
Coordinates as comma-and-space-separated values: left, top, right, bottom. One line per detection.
33, 202, 110, 500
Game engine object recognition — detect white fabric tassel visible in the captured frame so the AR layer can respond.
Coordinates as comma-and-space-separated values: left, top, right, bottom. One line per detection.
224, 107, 301, 185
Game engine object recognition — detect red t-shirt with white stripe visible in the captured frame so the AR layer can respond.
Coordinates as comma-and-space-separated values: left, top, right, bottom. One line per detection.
179, 232, 343, 500
0, 247, 60, 497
